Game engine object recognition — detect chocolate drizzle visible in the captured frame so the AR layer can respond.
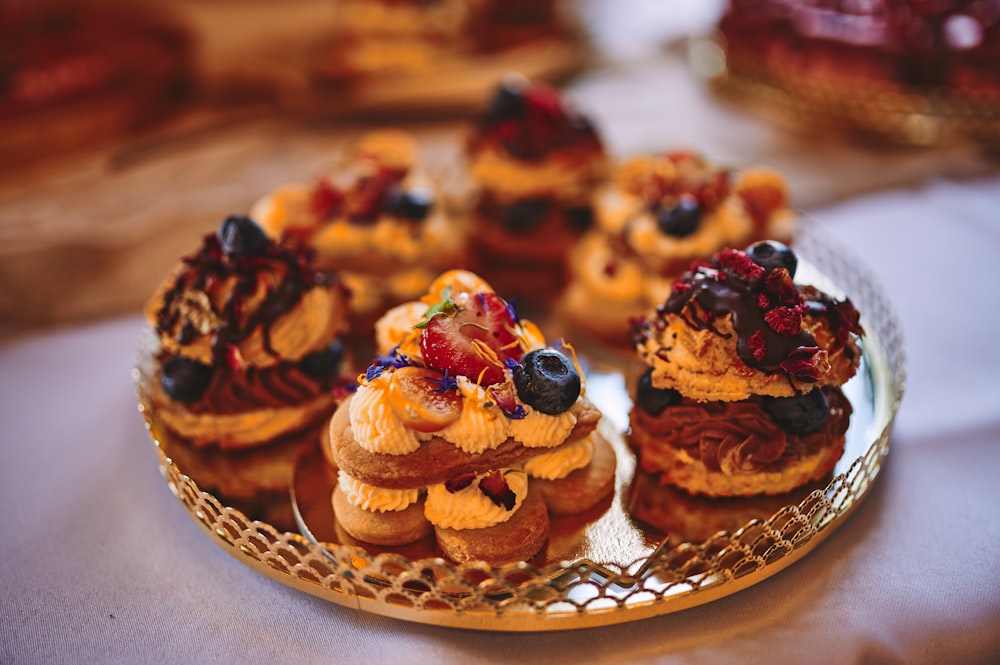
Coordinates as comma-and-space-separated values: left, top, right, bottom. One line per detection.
154, 231, 327, 366
658, 250, 832, 382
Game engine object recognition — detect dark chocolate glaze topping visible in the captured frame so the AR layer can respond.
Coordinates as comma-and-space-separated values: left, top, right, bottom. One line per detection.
663, 263, 815, 371
648, 247, 862, 384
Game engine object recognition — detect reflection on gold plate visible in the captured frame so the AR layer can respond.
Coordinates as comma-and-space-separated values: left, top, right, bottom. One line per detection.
135, 218, 905, 631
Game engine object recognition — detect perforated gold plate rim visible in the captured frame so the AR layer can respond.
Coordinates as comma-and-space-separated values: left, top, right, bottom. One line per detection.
134, 217, 905, 631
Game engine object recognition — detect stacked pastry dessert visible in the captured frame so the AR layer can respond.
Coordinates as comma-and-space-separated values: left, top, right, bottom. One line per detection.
322, 0, 474, 78
326, 270, 616, 564
250, 129, 466, 333
629, 241, 863, 497
719, 0, 1000, 99
145, 214, 352, 449
465, 74, 608, 299
560, 151, 796, 346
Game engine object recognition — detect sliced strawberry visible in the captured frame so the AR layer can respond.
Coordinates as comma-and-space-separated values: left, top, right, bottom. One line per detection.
387, 366, 462, 433
419, 290, 523, 385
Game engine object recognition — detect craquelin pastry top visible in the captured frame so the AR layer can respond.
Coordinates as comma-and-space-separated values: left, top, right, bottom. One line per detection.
632, 242, 863, 403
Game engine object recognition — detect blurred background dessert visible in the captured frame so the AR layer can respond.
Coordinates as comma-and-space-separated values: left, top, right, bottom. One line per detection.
1, 0, 997, 337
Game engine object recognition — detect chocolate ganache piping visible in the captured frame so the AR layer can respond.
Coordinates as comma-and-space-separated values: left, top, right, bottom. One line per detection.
659, 248, 829, 381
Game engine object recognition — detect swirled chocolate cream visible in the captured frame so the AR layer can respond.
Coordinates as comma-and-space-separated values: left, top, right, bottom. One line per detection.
559, 151, 797, 346
629, 241, 863, 497
326, 270, 616, 565
465, 74, 608, 299
145, 215, 352, 449
250, 129, 466, 332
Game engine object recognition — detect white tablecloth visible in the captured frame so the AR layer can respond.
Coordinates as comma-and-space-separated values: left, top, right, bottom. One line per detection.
2, 171, 999, 664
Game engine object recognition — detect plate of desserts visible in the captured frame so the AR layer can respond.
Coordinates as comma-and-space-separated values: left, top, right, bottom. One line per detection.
135, 76, 906, 630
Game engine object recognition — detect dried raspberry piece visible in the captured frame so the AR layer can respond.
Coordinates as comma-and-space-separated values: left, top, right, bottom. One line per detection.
780, 346, 825, 382
310, 179, 343, 221
224, 344, 244, 372
757, 293, 771, 310
718, 248, 766, 282
833, 298, 863, 335
445, 473, 476, 493
765, 305, 804, 336
688, 258, 715, 274
479, 471, 517, 510
764, 268, 801, 306
749, 329, 768, 361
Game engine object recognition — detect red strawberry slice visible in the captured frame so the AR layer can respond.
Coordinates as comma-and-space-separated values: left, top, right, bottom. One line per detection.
420, 291, 522, 386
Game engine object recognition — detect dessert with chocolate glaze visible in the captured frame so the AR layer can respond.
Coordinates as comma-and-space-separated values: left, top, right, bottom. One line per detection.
326, 270, 615, 564
465, 74, 608, 300
560, 151, 796, 347
145, 214, 352, 449
250, 129, 466, 334
629, 241, 862, 497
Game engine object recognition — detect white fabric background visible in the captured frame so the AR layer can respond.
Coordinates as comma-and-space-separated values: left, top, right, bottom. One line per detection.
2, 174, 999, 664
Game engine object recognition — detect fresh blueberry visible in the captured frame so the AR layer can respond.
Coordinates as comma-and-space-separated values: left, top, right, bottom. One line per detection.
218, 214, 269, 257
513, 349, 581, 415
656, 195, 701, 237
161, 355, 213, 403
762, 389, 829, 435
635, 368, 681, 415
299, 340, 345, 379
501, 198, 548, 234
385, 187, 434, 222
746, 240, 798, 278
483, 75, 527, 123
566, 205, 595, 233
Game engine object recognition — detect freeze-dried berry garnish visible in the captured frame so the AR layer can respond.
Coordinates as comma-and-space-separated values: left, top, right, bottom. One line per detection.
748, 329, 768, 362
224, 344, 244, 372
765, 305, 804, 336
718, 248, 765, 282
764, 268, 800, 306
757, 293, 772, 310
779, 346, 825, 382
311, 179, 344, 221
445, 473, 476, 493
479, 471, 517, 510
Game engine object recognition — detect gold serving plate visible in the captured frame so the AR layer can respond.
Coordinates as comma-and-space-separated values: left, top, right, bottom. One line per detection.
134, 217, 905, 630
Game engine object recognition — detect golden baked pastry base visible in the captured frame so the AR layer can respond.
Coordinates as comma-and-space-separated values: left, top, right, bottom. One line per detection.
135, 219, 905, 631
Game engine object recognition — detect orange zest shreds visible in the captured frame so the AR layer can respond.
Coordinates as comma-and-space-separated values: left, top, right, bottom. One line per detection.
559, 340, 586, 395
